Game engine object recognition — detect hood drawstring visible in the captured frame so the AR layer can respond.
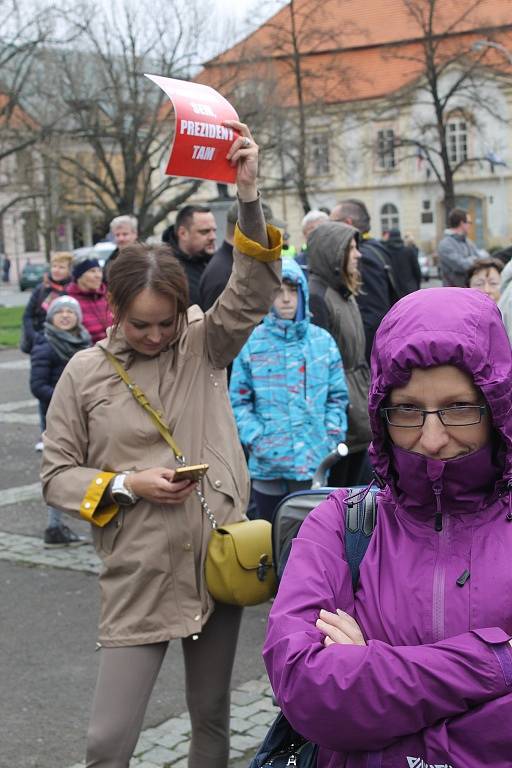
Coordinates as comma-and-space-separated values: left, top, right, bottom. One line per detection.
346, 479, 377, 507
433, 482, 443, 531
507, 481, 512, 522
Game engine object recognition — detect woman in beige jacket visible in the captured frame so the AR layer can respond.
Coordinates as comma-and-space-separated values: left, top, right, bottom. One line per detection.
41, 122, 282, 768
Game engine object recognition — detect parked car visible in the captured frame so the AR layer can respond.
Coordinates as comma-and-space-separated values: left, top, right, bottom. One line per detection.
73, 241, 116, 269
19, 262, 48, 291
418, 252, 430, 282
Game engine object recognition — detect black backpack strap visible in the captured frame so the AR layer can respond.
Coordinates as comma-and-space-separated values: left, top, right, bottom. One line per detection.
344, 487, 378, 589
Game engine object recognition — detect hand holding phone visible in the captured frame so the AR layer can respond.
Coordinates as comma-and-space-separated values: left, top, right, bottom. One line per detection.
173, 464, 209, 483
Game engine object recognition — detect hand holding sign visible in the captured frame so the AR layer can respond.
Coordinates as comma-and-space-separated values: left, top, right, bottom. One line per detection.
224, 120, 258, 201
146, 74, 252, 186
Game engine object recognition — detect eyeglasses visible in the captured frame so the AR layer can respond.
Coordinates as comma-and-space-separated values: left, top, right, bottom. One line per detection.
470, 279, 500, 289
381, 405, 487, 428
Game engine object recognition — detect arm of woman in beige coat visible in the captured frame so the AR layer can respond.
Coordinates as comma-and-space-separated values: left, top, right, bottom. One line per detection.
40, 352, 194, 528
202, 121, 282, 369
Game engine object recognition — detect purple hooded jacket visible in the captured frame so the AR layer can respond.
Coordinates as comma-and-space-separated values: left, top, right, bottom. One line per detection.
263, 288, 512, 768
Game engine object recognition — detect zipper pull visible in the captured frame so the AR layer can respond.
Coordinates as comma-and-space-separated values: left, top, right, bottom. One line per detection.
433, 483, 443, 531
287, 755, 298, 767
456, 569, 470, 587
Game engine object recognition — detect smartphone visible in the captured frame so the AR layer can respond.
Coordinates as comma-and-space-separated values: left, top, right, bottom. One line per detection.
173, 464, 209, 483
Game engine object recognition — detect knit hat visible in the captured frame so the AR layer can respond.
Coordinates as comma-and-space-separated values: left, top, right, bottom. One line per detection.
47, 295, 83, 323
72, 257, 100, 281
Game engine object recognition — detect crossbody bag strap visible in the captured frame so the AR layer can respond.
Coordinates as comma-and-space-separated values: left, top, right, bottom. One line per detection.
101, 347, 219, 529
101, 348, 184, 460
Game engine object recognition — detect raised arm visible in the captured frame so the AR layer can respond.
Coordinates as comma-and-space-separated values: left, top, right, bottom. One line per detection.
203, 121, 282, 368
264, 493, 512, 753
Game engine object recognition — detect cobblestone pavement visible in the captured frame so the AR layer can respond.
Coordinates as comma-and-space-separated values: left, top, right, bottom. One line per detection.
0, 529, 278, 766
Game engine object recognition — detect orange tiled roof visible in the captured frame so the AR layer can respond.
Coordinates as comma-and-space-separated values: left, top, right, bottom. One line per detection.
0, 93, 38, 129
196, 0, 512, 106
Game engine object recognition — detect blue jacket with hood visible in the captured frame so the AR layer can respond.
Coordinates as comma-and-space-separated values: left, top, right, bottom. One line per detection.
229, 259, 349, 480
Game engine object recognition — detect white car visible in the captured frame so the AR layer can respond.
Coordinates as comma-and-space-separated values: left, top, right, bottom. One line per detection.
73, 241, 116, 269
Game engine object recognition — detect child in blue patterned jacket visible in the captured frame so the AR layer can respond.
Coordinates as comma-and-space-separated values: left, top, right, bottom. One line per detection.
229, 258, 349, 522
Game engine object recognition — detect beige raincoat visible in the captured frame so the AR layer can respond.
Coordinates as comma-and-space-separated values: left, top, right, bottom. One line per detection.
41, 198, 281, 646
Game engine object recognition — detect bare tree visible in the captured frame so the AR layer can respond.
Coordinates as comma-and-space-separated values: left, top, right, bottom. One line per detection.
40, 0, 216, 238
0, 0, 59, 220
202, 0, 359, 214
378, 0, 512, 219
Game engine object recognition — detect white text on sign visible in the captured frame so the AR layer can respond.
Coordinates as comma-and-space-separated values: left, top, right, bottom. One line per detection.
191, 102, 216, 117
180, 120, 234, 141
192, 145, 215, 160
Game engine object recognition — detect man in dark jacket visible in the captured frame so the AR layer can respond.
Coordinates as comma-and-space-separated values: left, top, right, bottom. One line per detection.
162, 205, 217, 306
330, 199, 398, 361
381, 228, 421, 297
199, 201, 285, 312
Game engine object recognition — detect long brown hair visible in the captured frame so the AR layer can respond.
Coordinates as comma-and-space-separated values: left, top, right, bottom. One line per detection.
108, 244, 189, 340
342, 233, 362, 295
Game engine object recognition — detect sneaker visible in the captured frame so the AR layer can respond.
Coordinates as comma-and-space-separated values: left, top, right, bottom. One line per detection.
43, 525, 88, 548
35, 441, 44, 452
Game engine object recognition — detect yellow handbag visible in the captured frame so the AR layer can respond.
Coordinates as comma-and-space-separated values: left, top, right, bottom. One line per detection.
103, 349, 277, 607
205, 518, 277, 607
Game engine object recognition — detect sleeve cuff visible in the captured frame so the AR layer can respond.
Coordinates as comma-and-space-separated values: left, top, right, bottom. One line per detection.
234, 223, 282, 263
79, 471, 119, 527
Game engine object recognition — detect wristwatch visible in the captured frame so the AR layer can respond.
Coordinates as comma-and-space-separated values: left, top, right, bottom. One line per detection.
111, 472, 139, 506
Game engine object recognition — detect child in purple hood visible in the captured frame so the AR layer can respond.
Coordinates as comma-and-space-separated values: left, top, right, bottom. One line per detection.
264, 287, 512, 768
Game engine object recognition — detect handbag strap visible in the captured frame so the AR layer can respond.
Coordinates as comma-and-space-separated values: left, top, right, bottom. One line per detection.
102, 348, 184, 460
101, 347, 219, 529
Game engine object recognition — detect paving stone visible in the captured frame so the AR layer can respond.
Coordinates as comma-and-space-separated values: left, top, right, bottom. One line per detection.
236, 679, 269, 694
132, 762, 161, 768
230, 733, 261, 751
231, 689, 262, 706
247, 710, 277, 726
247, 724, 270, 741
139, 746, 177, 763
230, 716, 254, 734
170, 758, 188, 768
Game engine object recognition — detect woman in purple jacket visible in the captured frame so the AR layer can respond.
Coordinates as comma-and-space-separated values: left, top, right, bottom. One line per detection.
264, 287, 512, 768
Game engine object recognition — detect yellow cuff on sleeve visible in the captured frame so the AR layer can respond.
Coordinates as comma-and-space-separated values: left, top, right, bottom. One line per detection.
80, 471, 119, 527
234, 224, 282, 263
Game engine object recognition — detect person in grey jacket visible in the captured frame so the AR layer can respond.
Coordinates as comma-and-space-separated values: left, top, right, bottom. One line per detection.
438, 207, 479, 286
498, 258, 512, 343
307, 221, 373, 487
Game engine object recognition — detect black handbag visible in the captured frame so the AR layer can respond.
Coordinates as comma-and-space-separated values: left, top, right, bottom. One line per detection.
248, 711, 318, 767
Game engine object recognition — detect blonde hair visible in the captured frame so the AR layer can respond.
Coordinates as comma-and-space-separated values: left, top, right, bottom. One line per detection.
50, 251, 73, 266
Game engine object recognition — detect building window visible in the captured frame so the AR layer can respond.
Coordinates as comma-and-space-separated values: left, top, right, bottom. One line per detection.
376, 129, 396, 170
446, 119, 468, 164
16, 149, 34, 186
310, 133, 330, 176
22, 211, 39, 252
421, 200, 434, 224
380, 203, 399, 234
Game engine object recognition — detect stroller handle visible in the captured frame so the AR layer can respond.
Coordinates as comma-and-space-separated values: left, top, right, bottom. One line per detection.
311, 443, 349, 489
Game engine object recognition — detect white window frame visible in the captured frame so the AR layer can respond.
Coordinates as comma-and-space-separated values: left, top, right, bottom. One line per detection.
376, 128, 396, 171
309, 132, 330, 176
446, 118, 468, 165
380, 203, 400, 234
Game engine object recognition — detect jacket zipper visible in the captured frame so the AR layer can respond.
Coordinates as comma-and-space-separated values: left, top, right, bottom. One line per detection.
432, 481, 448, 642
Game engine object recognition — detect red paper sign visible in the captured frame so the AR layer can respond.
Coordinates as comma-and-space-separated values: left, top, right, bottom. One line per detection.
145, 74, 240, 184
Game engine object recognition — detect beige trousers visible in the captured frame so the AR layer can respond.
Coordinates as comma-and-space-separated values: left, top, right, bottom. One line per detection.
86, 602, 243, 768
